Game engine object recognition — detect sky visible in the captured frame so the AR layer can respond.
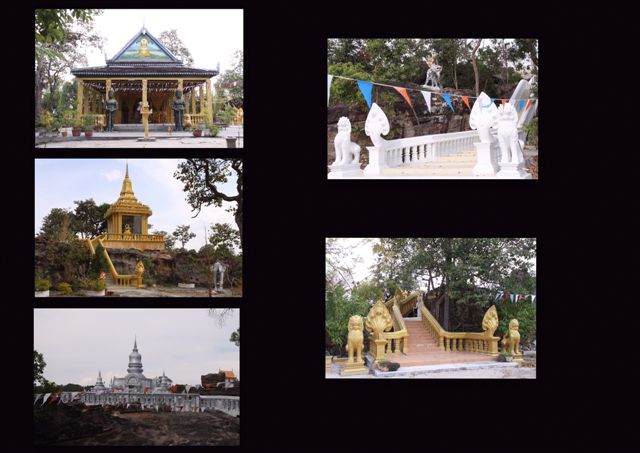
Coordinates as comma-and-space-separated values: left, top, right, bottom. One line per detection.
328, 238, 537, 289
35, 159, 239, 251
34, 309, 239, 386
68, 9, 243, 81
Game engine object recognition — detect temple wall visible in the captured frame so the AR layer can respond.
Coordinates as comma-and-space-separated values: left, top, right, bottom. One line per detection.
54, 392, 239, 416
103, 240, 165, 251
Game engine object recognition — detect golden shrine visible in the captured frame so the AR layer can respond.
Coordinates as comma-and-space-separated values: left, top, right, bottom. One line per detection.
71, 27, 218, 130
101, 163, 165, 251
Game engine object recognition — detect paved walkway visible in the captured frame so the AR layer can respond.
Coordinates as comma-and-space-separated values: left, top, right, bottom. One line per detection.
326, 361, 535, 378
37, 137, 238, 148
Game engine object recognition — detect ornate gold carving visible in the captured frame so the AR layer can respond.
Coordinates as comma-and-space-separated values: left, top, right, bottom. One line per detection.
501, 319, 522, 355
137, 37, 151, 57
346, 315, 364, 364
482, 305, 499, 337
365, 300, 393, 337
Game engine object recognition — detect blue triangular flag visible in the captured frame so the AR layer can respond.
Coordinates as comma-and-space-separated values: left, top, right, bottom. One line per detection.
440, 93, 454, 112
357, 80, 373, 108
518, 99, 525, 112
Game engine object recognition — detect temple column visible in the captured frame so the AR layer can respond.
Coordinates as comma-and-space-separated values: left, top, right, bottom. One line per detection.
177, 79, 183, 92
206, 79, 213, 125
76, 79, 83, 121
142, 79, 149, 139
191, 86, 196, 114
141, 217, 148, 235
198, 85, 203, 114
83, 86, 89, 118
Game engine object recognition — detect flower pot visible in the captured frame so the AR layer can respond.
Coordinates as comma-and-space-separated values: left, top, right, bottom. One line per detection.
81, 289, 106, 297
84, 130, 93, 138
35, 290, 50, 298
193, 129, 202, 137
61, 131, 68, 137
72, 129, 81, 137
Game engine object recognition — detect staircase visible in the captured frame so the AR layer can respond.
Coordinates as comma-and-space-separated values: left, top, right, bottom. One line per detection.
385, 319, 494, 367
384, 150, 477, 177
86, 235, 140, 287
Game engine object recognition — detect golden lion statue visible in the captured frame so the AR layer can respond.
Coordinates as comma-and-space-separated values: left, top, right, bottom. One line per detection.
346, 315, 364, 364
501, 319, 521, 355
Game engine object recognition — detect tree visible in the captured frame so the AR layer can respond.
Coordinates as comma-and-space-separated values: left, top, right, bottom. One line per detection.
39, 208, 77, 242
152, 230, 175, 250
90, 243, 109, 277
35, 9, 103, 123
34, 350, 47, 387
325, 283, 370, 354
470, 39, 483, 96
172, 224, 196, 249
174, 159, 243, 247
159, 29, 194, 67
73, 199, 102, 238
230, 328, 240, 347
215, 50, 243, 108
209, 223, 241, 254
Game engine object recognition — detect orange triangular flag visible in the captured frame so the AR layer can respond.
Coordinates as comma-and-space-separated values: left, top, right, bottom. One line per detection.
394, 86, 413, 110
461, 96, 471, 110
501, 99, 506, 107
525, 99, 533, 111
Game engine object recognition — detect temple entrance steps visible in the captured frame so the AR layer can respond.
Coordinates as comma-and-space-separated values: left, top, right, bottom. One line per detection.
382, 150, 477, 177
113, 123, 174, 132
386, 319, 497, 367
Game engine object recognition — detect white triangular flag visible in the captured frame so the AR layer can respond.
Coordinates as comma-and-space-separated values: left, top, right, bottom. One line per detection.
327, 75, 333, 106
42, 393, 51, 405
34, 394, 42, 405
532, 295, 536, 303
421, 91, 431, 112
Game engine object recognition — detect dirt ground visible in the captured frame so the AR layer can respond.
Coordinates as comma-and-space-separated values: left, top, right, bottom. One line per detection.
34, 405, 239, 446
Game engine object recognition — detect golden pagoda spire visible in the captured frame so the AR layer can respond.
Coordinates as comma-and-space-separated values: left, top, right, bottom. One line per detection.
120, 162, 135, 199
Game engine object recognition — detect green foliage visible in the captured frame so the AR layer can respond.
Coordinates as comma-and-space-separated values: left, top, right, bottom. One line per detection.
215, 105, 235, 125
82, 114, 95, 131
60, 383, 84, 392
209, 223, 241, 254
172, 224, 196, 249
497, 301, 536, 345
56, 282, 73, 294
328, 62, 371, 107
216, 50, 243, 108
34, 350, 47, 387
72, 277, 88, 291
90, 243, 109, 278
524, 117, 538, 148
151, 230, 174, 250
325, 284, 371, 349
39, 208, 77, 242
387, 362, 400, 371
88, 278, 105, 292
35, 278, 51, 291
159, 29, 194, 66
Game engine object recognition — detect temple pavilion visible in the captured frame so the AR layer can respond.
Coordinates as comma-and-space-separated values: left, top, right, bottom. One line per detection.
102, 163, 165, 250
71, 26, 218, 130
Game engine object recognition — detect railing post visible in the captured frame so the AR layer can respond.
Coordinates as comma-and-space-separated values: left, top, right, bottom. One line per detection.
363, 146, 389, 176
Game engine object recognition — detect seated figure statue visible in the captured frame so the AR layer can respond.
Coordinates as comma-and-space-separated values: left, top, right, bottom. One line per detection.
333, 117, 361, 167
171, 88, 187, 131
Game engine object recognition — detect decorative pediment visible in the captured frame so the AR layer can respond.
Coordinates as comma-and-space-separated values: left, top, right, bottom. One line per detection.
110, 27, 179, 63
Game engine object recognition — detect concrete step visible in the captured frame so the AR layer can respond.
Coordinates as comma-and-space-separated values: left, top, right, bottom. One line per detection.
385, 352, 495, 367
113, 123, 174, 132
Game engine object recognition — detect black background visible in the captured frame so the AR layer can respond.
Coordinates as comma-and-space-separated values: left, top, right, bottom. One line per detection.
10, 0, 639, 450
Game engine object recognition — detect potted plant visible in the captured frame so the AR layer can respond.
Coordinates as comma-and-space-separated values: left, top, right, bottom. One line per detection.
193, 126, 202, 137
56, 282, 73, 295
83, 115, 94, 138
82, 278, 106, 296
498, 351, 513, 362
72, 118, 83, 137
35, 278, 51, 297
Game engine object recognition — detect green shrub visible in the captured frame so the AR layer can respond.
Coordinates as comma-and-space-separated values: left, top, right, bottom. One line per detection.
88, 279, 105, 292
35, 278, 51, 291
57, 282, 73, 294
72, 278, 88, 291
524, 117, 538, 148
387, 362, 400, 372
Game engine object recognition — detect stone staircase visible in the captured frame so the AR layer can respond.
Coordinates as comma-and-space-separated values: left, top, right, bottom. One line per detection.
383, 150, 477, 177
385, 319, 496, 367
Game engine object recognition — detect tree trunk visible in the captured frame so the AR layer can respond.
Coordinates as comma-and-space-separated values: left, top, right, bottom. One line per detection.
471, 39, 482, 97
453, 45, 458, 90
35, 57, 45, 123
443, 287, 450, 331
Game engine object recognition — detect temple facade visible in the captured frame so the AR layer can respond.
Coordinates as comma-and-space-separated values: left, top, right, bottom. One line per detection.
93, 338, 173, 394
102, 163, 165, 250
71, 26, 218, 129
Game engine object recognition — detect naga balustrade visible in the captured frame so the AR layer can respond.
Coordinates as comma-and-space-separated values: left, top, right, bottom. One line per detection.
418, 299, 499, 355
364, 130, 479, 175
86, 235, 140, 287
102, 233, 165, 242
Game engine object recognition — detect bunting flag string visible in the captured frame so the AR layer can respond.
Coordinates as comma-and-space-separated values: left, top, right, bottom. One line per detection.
357, 80, 373, 108
440, 93, 454, 112
329, 74, 538, 101
421, 91, 432, 112
461, 95, 471, 110
494, 291, 537, 303
394, 86, 413, 110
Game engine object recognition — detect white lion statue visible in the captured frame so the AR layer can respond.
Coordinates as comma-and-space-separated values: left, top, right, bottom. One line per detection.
496, 103, 524, 164
333, 117, 361, 166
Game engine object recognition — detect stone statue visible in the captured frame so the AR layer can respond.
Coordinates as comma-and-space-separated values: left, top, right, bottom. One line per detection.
105, 89, 118, 132
496, 103, 524, 164
364, 103, 390, 147
171, 88, 187, 131
482, 305, 499, 337
345, 315, 364, 364
501, 319, 522, 355
210, 260, 226, 292
332, 117, 361, 166
232, 107, 244, 125
423, 57, 442, 90
469, 92, 498, 143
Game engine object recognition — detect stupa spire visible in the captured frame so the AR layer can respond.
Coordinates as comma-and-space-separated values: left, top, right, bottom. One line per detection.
120, 162, 135, 198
